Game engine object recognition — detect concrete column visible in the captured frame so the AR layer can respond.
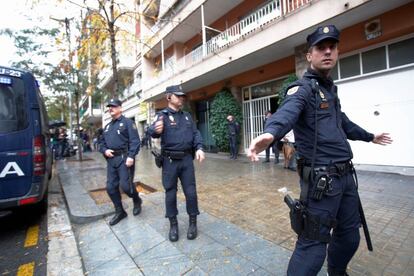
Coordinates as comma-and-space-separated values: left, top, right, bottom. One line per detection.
294, 43, 309, 78
229, 86, 242, 104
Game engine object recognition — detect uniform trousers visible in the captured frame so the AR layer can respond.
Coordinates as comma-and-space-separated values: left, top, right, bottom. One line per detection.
229, 135, 238, 158
162, 154, 200, 218
287, 171, 361, 275
106, 155, 141, 208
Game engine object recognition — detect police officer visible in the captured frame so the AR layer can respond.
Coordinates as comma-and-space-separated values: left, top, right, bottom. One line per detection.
227, 115, 240, 159
99, 99, 142, 226
149, 85, 205, 242
247, 25, 392, 275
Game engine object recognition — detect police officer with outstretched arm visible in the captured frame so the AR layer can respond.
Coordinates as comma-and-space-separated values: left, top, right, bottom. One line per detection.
99, 99, 142, 226
149, 85, 205, 242
247, 25, 392, 276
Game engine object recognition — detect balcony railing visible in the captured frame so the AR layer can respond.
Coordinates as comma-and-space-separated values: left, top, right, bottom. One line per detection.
146, 0, 311, 90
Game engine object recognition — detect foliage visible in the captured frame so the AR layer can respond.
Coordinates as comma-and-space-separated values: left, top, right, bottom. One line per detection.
74, 0, 139, 97
210, 89, 242, 152
277, 74, 299, 106
0, 27, 68, 94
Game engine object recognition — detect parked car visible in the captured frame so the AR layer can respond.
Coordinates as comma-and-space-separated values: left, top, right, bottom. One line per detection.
0, 66, 53, 214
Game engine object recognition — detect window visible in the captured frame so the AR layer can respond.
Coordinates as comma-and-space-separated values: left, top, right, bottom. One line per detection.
362, 46, 386, 74
334, 36, 414, 81
339, 54, 360, 78
251, 78, 285, 99
0, 78, 28, 133
389, 37, 414, 68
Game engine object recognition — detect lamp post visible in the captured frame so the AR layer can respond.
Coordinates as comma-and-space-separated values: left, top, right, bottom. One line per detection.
50, 16, 74, 145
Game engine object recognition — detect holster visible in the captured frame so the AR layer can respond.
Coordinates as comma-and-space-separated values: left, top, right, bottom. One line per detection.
284, 194, 305, 236
151, 150, 163, 168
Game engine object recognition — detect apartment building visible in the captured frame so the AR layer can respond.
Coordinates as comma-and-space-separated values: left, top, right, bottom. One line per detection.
135, 0, 414, 167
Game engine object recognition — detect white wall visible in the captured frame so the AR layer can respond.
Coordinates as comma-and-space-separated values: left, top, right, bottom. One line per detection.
337, 66, 414, 167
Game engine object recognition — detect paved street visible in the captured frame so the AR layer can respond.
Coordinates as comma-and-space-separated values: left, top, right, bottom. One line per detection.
54, 150, 414, 275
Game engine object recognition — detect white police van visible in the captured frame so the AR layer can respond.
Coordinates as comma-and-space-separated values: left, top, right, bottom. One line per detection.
0, 66, 52, 214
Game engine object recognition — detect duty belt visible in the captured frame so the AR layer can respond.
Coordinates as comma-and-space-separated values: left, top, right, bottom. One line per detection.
162, 149, 192, 159
112, 149, 127, 156
313, 161, 353, 177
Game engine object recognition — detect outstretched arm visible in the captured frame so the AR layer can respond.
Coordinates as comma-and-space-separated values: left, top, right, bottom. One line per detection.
372, 133, 393, 145
247, 133, 275, 161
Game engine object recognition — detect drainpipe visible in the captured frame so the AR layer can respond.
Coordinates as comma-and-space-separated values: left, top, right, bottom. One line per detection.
201, 4, 206, 57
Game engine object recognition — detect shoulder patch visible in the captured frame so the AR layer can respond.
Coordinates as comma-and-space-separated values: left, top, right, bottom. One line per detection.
287, 86, 299, 95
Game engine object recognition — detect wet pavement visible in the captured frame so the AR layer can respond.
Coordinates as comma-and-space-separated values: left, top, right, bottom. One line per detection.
55, 149, 414, 275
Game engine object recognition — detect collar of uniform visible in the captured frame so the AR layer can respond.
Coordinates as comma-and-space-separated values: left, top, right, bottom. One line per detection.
111, 115, 124, 123
166, 107, 182, 114
305, 68, 334, 87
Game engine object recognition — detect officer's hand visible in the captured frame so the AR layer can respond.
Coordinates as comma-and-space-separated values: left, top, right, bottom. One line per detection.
247, 133, 275, 161
105, 149, 114, 158
154, 115, 164, 134
126, 157, 134, 167
195, 149, 205, 163
372, 133, 393, 145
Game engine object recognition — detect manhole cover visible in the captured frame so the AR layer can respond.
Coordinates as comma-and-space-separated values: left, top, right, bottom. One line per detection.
89, 182, 157, 205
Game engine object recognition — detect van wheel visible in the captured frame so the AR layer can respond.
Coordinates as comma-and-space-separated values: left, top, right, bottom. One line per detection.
36, 189, 49, 214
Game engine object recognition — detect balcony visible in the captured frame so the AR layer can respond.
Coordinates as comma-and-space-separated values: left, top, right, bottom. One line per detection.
145, 0, 307, 91
142, 0, 412, 101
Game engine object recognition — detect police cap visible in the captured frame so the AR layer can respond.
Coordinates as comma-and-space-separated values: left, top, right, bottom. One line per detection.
165, 85, 185, 96
106, 98, 122, 107
307, 25, 340, 48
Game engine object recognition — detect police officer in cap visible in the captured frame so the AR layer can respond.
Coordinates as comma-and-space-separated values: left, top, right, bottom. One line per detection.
99, 99, 142, 226
248, 25, 392, 275
149, 85, 205, 242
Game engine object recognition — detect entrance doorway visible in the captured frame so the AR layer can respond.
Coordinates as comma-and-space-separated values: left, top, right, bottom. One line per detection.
242, 77, 286, 152
196, 100, 217, 152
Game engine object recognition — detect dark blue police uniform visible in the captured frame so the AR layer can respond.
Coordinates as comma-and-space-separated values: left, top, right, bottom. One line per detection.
228, 119, 240, 159
149, 107, 203, 218
99, 100, 141, 225
148, 85, 204, 242
264, 26, 375, 275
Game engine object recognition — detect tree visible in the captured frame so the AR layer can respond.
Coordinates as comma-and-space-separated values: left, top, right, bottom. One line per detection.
0, 27, 67, 95
68, 0, 139, 98
277, 74, 298, 106
210, 89, 242, 152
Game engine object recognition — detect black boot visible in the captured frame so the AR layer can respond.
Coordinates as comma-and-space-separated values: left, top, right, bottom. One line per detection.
109, 206, 127, 226
328, 267, 349, 276
132, 199, 141, 216
169, 216, 179, 242
187, 215, 197, 240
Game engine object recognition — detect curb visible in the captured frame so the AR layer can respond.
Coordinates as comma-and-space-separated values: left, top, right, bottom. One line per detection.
58, 172, 112, 224
47, 172, 84, 276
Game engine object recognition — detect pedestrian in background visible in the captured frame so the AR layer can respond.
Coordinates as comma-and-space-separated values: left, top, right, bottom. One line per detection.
263, 110, 279, 163
99, 99, 142, 226
149, 85, 205, 242
282, 129, 296, 171
248, 25, 392, 275
227, 115, 240, 160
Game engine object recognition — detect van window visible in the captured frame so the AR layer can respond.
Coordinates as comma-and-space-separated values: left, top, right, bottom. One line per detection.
0, 77, 28, 133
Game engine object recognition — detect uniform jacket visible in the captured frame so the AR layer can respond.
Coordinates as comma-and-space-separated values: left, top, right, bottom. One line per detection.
148, 107, 203, 152
264, 69, 374, 165
228, 120, 240, 136
99, 115, 141, 159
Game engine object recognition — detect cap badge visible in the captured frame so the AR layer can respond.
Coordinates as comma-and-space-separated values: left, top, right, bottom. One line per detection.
323, 27, 330, 34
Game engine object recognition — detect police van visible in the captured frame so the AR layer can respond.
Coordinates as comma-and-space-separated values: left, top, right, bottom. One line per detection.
0, 66, 52, 214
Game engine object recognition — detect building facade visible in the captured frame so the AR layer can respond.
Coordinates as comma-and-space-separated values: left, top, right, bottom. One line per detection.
95, 0, 414, 166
